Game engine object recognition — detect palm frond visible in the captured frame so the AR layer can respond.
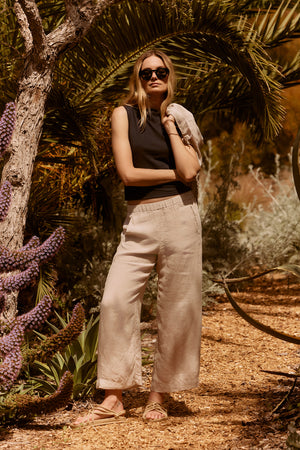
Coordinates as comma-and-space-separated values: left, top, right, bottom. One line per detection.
272, 51, 300, 88
234, 0, 300, 13
51, 0, 286, 142
252, 0, 300, 47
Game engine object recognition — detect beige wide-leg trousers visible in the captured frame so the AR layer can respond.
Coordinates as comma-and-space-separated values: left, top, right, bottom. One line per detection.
96, 191, 202, 393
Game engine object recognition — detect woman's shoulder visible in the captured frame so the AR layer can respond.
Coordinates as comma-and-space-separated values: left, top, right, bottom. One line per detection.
111, 104, 140, 130
113, 105, 126, 114
113, 104, 138, 116
111, 106, 129, 132
111, 105, 128, 121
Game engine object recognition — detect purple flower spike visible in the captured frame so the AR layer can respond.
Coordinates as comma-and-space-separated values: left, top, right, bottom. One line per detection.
0, 324, 24, 357
34, 227, 65, 265
0, 292, 6, 315
17, 295, 52, 331
0, 261, 39, 293
0, 181, 12, 222
0, 102, 16, 157
21, 236, 40, 251
0, 227, 65, 272
0, 345, 22, 390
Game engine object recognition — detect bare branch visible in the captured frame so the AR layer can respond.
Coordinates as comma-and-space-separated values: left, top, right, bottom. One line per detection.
13, 1, 33, 53
48, 0, 121, 53
65, 0, 121, 18
17, 0, 47, 54
84, 0, 122, 16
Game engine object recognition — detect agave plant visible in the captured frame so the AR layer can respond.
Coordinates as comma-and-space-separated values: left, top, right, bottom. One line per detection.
25, 312, 99, 400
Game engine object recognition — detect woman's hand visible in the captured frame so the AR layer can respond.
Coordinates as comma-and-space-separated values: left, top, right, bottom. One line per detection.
162, 114, 177, 135
162, 114, 201, 183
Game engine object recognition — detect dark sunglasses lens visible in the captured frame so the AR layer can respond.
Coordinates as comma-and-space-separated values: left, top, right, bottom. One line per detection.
140, 69, 152, 81
139, 68, 169, 80
156, 68, 168, 79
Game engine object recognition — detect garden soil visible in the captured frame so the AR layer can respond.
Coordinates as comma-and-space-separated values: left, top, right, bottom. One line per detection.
1, 274, 299, 449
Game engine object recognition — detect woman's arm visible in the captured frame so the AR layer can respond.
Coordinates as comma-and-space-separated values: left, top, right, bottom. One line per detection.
162, 115, 201, 183
112, 106, 179, 186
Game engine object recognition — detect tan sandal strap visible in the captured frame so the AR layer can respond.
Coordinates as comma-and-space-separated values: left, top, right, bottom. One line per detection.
144, 402, 167, 416
93, 406, 125, 417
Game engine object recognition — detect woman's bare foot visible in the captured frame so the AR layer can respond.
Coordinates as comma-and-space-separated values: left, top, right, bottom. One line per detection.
143, 391, 166, 421
72, 390, 124, 426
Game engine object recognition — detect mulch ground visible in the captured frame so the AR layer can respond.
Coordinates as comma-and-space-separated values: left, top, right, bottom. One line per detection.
1, 274, 299, 449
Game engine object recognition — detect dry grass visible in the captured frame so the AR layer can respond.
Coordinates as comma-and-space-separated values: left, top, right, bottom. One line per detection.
230, 169, 294, 209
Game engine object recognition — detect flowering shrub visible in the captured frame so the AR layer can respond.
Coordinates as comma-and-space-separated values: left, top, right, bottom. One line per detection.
0, 102, 16, 157
0, 227, 65, 272
0, 181, 12, 222
22, 302, 85, 367
1, 371, 73, 423
0, 102, 85, 423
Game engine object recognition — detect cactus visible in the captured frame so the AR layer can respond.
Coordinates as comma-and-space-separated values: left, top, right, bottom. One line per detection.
21, 236, 40, 251
0, 214, 78, 419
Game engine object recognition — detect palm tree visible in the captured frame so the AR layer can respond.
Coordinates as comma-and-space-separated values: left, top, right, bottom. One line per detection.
46, 0, 300, 138
31, 0, 300, 222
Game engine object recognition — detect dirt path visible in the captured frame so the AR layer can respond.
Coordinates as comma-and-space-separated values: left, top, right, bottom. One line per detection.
1, 277, 299, 449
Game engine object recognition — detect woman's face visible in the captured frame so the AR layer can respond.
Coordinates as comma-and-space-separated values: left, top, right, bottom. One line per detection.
139, 55, 169, 98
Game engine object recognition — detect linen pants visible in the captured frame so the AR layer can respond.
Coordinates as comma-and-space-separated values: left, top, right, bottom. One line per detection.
96, 191, 202, 393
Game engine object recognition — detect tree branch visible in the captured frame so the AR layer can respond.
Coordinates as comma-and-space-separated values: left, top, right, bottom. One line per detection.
48, 0, 121, 54
13, 1, 33, 53
16, 0, 47, 55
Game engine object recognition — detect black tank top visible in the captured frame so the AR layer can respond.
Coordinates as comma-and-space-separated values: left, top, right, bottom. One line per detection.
123, 105, 190, 201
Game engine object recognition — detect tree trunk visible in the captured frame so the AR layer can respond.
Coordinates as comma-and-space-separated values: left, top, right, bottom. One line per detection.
0, 54, 54, 321
0, 67, 53, 249
0, 0, 119, 320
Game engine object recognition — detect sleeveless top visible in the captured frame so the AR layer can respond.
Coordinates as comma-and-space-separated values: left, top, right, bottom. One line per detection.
123, 105, 191, 201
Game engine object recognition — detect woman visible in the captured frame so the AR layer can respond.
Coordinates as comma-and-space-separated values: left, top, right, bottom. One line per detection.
74, 49, 202, 425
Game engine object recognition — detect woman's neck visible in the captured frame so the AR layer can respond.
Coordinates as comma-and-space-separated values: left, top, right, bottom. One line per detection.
148, 95, 163, 111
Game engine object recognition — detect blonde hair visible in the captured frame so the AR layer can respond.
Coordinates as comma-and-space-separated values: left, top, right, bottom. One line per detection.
123, 49, 176, 128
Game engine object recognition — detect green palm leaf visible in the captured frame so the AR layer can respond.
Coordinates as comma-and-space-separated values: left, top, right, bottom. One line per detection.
50, 0, 286, 143
252, 0, 300, 48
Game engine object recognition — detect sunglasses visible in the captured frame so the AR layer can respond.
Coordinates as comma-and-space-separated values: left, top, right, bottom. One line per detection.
139, 67, 169, 81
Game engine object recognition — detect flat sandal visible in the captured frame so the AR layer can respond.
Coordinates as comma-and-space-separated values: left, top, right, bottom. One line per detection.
72, 406, 126, 428
142, 402, 168, 422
